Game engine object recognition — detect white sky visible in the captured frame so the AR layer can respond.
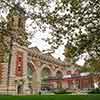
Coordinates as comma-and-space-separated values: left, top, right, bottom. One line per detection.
29, 32, 65, 60
26, 18, 65, 61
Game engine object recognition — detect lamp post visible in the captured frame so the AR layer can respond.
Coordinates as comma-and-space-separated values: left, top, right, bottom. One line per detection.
6, 35, 13, 94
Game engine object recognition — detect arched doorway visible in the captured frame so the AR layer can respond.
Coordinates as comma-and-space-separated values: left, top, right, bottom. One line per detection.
56, 71, 63, 89
41, 67, 52, 90
27, 63, 37, 94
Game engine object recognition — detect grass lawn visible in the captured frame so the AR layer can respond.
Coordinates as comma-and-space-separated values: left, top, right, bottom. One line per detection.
0, 94, 100, 100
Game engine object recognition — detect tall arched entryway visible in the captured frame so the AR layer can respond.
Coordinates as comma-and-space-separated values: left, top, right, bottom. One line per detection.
56, 71, 63, 89
40, 67, 52, 90
27, 63, 37, 94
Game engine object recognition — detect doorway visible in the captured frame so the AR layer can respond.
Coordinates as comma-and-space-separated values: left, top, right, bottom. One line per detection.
17, 84, 23, 94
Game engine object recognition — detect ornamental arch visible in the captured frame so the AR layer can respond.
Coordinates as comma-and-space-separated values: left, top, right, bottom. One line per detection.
40, 64, 54, 89
27, 62, 37, 81
41, 67, 51, 79
27, 62, 38, 93
40, 64, 54, 79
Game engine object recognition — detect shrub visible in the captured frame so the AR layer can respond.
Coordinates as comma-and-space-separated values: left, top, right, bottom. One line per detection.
88, 88, 100, 94
53, 89, 72, 94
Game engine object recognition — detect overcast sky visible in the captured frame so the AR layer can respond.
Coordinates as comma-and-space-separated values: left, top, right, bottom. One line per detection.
29, 30, 65, 60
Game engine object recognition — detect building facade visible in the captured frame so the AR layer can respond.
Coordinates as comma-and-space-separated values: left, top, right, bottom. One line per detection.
0, 42, 67, 94
0, 8, 98, 95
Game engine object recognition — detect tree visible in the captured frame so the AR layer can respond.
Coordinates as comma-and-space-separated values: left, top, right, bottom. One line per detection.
29, 0, 100, 68
82, 57, 100, 72
0, 0, 100, 66
0, 0, 30, 62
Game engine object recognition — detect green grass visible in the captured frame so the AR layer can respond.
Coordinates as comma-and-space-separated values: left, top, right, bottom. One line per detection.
0, 94, 100, 100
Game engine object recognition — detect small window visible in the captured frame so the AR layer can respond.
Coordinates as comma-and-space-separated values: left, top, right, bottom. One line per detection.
18, 56, 22, 62
27, 66, 33, 76
12, 17, 14, 26
18, 18, 21, 27
67, 71, 71, 75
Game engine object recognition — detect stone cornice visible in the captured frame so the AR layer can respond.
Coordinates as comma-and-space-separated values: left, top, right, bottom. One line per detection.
29, 49, 66, 66
13, 43, 70, 67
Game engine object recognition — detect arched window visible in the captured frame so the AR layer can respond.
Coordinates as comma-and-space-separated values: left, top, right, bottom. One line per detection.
18, 17, 21, 27
41, 67, 51, 79
27, 66, 33, 76
27, 63, 34, 78
67, 70, 71, 75
12, 17, 14, 26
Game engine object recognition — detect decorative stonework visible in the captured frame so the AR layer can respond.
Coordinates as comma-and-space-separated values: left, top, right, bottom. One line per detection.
15, 51, 23, 77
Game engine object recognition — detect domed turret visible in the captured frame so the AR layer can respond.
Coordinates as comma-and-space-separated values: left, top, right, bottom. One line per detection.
6, 4, 29, 46
7, 4, 26, 31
